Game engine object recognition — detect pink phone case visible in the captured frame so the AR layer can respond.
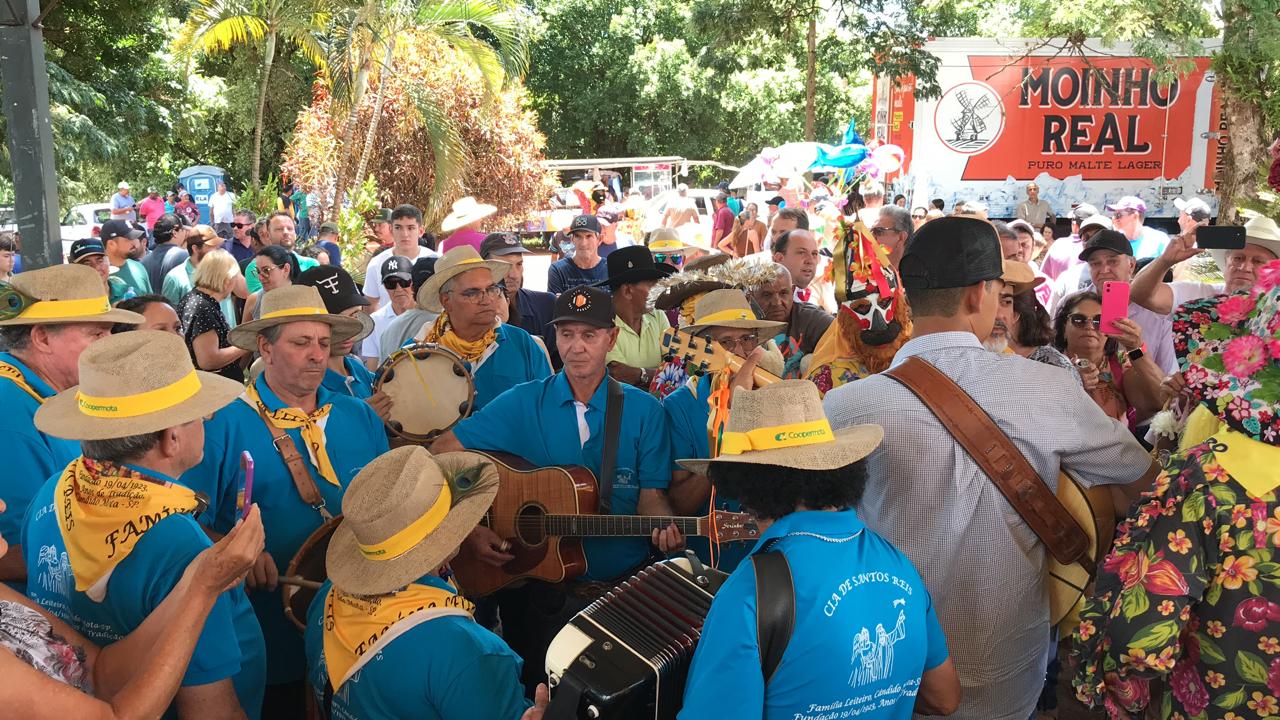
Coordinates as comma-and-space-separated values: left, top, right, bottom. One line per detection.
1100, 281, 1130, 335
240, 451, 255, 519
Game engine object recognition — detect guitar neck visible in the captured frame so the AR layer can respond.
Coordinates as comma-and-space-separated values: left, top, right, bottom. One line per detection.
545, 515, 704, 538
723, 351, 782, 386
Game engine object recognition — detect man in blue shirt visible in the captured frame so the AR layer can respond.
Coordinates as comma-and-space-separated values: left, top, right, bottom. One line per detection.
0, 264, 143, 588
481, 231, 557, 364
23, 330, 265, 719
547, 215, 609, 295
304, 445, 545, 720
416, 245, 552, 410
431, 285, 683, 692
184, 285, 388, 719
676, 381, 960, 719
295, 265, 381, 403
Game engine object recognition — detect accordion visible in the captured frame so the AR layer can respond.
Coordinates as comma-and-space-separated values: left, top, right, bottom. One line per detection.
544, 555, 728, 719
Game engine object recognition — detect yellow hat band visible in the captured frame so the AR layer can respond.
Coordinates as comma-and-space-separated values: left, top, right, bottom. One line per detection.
720, 418, 835, 456
261, 306, 325, 320
17, 295, 111, 321
694, 308, 755, 326
357, 484, 452, 561
76, 370, 203, 419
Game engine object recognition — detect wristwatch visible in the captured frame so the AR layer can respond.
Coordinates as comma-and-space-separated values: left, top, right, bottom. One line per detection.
1126, 346, 1145, 363
638, 367, 651, 387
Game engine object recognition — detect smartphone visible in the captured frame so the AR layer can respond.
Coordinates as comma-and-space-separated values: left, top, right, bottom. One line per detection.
1196, 225, 1246, 250
1100, 281, 1130, 335
240, 451, 255, 519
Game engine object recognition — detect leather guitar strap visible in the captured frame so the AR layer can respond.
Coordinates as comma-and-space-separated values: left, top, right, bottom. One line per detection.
752, 538, 794, 684
597, 377, 625, 515
884, 356, 1090, 569
252, 402, 333, 520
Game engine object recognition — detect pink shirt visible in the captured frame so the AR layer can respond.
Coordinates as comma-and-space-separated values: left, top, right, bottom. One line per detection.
138, 196, 167, 229
1039, 235, 1084, 281
441, 228, 487, 253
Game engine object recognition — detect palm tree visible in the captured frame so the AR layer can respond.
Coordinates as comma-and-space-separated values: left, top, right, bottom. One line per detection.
177, 0, 329, 188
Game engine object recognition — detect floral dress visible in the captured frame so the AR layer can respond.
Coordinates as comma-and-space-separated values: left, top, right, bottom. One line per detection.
1071, 436, 1280, 719
0, 599, 90, 692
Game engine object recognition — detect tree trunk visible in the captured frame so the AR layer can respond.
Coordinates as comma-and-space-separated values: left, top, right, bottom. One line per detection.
353, 43, 394, 191
330, 59, 371, 217
252, 30, 278, 189
805, 16, 816, 142
1213, 2, 1267, 225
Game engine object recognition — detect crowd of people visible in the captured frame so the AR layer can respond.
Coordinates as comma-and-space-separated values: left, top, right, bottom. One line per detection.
0, 171, 1276, 720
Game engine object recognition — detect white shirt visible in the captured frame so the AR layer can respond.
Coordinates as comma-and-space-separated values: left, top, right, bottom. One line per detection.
362, 302, 400, 358
361, 245, 440, 307
209, 191, 236, 223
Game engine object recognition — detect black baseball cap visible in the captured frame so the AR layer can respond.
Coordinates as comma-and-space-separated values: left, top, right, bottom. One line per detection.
297, 265, 371, 312
380, 255, 413, 282
69, 238, 106, 262
411, 257, 437, 293
480, 232, 528, 259
551, 285, 615, 328
1078, 229, 1134, 261
100, 219, 144, 242
569, 214, 602, 235
765, 196, 785, 207
153, 213, 185, 242
899, 216, 1004, 290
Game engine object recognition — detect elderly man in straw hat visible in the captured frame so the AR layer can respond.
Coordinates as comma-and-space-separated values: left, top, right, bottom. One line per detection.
21, 330, 267, 718
413, 245, 551, 410
439, 196, 497, 253
0, 264, 143, 587
183, 285, 388, 717
303, 445, 550, 720
432, 285, 682, 693
676, 380, 959, 718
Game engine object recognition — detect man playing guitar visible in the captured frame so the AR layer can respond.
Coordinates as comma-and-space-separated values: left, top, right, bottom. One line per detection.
431, 284, 684, 693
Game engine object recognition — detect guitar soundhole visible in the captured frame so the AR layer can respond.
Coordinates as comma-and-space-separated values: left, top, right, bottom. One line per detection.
514, 503, 548, 548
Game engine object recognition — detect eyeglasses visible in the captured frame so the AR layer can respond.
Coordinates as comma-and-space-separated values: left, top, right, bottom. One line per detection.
710, 334, 759, 352
870, 226, 899, 236
1068, 313, 1102, 329
654, 253, 684, 265
911, 214, 926, 220
453, 285, 505, 303
383, 278, 412, 290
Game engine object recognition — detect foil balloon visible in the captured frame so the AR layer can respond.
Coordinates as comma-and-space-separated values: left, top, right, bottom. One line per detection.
870, 144, 905, 175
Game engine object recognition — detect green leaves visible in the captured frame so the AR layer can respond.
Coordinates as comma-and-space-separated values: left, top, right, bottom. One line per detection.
1121, 586, 1151, 620
1235, 649, 1270, 685
1128, 619, 1181, 650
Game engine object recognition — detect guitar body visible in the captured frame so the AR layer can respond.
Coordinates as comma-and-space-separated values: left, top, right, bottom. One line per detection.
1048, 469, 1116, 631
453, 452, 598, 597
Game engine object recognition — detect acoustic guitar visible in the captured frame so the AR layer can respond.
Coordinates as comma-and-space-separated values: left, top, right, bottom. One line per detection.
451, 452, 761, 597
661, 328, 782, 386
1050, 469, 1116, 632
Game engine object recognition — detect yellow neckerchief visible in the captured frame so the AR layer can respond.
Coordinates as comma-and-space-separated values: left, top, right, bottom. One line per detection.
1178, 404, 1220, 454
0, 360, 44, 404
425, 312, 497, 364
323, 581, 475, 691
242, 381, 339, 487
1183, 411, 1280, 498
55, 457, 200, 602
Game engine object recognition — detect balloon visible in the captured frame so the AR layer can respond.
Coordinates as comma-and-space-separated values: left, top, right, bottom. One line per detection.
870, 145, 905, 175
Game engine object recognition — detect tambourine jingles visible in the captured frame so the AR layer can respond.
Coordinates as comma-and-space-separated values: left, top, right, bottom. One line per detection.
282, 515, 343, 632
374, 343, 475, 443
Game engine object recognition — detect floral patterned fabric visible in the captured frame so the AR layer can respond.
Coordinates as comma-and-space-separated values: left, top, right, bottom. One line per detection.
807, 357, 872, 396
0, 599, 90, 692
1071, 435, 1280, 719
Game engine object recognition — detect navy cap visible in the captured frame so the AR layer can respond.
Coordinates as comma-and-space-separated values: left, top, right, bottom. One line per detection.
1078, 229, 1134, 261
69, 239, 106, 263
551, 285, 615, 328
410, 257, 437, 293
100, 219, 144, 242
480, 232, 528, 259
899, 216, 1004, 290
569, 214, 602, 235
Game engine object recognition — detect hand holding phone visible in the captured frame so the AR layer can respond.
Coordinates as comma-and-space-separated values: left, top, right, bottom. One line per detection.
240, 451, 255, 520
1100, 281, 1130, 335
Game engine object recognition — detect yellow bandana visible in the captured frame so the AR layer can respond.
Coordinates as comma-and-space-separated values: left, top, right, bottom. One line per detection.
55, 458, 201, 602
322, 581, 475, 690
424, 312, 497, 364
0, 360, 44, 404
243, 382, 340, 487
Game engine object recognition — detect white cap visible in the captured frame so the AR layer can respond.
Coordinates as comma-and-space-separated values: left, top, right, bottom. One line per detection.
1080, 215, 1113, 231
676, 183, 689, 193
1174, 197, 1212, 218
117, 181, 130, 190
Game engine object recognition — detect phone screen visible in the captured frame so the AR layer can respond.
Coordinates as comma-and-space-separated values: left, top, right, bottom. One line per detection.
1100, 281, 1130, 335
1196, 225, 1247, 250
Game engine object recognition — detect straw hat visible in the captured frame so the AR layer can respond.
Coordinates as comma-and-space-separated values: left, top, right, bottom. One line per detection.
1209, 216, 1280, 273
0, 264, 145, 327
228, 285, 364, 351
417, 246, 511, 313
684, 252, 732, 274
35, 331, 244, 441
326, 446, 499, 595
1000, 260, 1044, 296
648, 227, 690, 253
677, 380, 884, 475
682, 288, 786, 336
440, 196, 497, 233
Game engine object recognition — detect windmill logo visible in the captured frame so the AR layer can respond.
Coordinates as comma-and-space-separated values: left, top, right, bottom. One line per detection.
934, 81, 1005, 155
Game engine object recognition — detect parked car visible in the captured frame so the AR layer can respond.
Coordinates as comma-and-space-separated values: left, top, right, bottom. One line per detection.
60, 203, 112, 256
0, 206, 15, 233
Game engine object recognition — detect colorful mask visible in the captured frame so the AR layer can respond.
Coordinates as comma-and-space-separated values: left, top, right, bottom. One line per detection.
833, 222, 903, 347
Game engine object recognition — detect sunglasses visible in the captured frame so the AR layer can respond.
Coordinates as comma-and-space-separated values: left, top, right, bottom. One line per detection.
383, 278, 412, 290
654, 253, 684, 265
1068, 313, 1102, 329
870, 226, 898, 236
232, 222, 250, 229
911, 213, 926, 220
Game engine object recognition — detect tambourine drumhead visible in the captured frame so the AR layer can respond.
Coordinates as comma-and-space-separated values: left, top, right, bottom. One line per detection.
1049, 471, 1115, 631
283, 516, 343, 633
375, 343, 475, 442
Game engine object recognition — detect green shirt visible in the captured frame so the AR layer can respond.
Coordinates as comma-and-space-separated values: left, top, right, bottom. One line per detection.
291, 190, 308, 220
605, 309, 670, 369
112, 258, 152, 297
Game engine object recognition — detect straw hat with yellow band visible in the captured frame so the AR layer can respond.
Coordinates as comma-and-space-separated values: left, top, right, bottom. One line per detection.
326, 445, 499, 595
416, 245, 511, 313
228, 285, 365, 351
35, 330, 244, 441
1000, 259, 1044, 297
677, 380, 884, 476
682, 288, 785, 336
0, 264, 144, 327
648, 227, 692, 254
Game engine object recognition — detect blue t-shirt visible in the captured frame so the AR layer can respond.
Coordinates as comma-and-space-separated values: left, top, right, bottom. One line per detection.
1131, 225, 1171, 260
304, 575, 530, 720
22, 465, 266, 718
0, 353, 81, 591
546, 257, 608, 296
452, 372, 673, 581
183, 375, 388, 684
679, 510, 949, 720
322, 355, 377, 400
661, 375, 751, 573
470, 324, 552, 411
